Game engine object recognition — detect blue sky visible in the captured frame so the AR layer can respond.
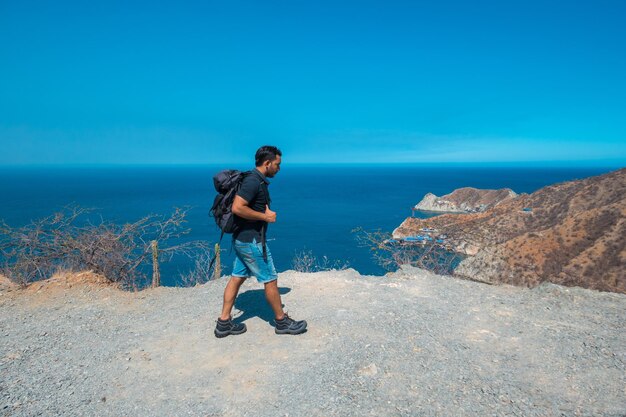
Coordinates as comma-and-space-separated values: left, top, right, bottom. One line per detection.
1, 0, 625, 166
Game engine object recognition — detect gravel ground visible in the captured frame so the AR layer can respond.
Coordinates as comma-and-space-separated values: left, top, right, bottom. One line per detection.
1, 267, 625, 417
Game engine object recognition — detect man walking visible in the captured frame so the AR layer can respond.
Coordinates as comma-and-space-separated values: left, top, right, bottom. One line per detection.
215, 146, 307, 337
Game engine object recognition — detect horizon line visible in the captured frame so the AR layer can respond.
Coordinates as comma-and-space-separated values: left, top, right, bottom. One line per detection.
1, 161, 624, 170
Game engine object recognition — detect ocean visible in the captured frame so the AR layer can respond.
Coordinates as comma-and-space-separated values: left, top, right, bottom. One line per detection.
0, 165, 615, 285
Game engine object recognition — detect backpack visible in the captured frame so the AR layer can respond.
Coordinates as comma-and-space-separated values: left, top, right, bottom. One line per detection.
209, 169, 246, 235
208, 169, 271, 270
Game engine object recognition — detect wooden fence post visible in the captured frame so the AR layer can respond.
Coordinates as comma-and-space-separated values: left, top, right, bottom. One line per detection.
151, 240, 160, 288
213, 243, 221, 280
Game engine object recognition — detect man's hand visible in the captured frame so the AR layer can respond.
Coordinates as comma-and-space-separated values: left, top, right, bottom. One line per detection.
264, 205, 277, 223
233, 197, 277, 223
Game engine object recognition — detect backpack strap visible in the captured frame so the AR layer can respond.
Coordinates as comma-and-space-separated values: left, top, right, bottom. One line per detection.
260, 181, 270, 262
261, 223, 268, 262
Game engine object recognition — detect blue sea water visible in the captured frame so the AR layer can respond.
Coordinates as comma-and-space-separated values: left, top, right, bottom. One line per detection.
0, 165, 616, 285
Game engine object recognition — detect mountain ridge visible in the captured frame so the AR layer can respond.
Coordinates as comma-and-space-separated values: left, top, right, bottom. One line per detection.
394, 167, 626, 293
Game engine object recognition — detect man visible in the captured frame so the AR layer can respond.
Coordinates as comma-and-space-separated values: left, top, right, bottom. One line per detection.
215, 146, 307, 338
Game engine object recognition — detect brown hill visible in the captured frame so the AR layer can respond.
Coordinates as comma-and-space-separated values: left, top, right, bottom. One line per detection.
394, 168, 626, 293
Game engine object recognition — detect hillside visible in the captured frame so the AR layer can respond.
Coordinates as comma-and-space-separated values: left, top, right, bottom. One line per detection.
1, 269, 625, 417
414, 187, 517, 213
394, 168, 626, 293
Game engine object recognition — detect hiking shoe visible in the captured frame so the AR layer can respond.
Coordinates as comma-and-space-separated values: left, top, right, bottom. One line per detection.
214, 317, 247, 338
274, 313, 307, 335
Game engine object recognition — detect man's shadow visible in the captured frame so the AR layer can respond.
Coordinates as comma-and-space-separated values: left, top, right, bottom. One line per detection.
234, 287, 291, 326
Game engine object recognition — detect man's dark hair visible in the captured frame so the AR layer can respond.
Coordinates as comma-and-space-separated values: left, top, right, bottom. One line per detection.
255, 145, 282, 167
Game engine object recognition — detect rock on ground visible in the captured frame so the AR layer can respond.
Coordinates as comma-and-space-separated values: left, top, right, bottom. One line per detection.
1, 267, 625, 417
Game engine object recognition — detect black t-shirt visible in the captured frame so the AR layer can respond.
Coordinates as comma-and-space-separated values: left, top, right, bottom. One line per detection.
233, 169, 271, 243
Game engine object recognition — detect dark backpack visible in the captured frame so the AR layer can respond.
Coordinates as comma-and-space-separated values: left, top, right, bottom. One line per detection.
208, 169, 271, 269
207, 169, 247, 273
210, 169, 246, 235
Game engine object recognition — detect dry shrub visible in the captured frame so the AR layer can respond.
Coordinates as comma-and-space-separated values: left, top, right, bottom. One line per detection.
352, 227, 464, 275
178, 249, 217, 286
0, 205, 209, 289
291, 249, 350, 273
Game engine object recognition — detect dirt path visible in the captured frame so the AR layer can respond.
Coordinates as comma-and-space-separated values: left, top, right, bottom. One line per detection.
1, 267, 625, 416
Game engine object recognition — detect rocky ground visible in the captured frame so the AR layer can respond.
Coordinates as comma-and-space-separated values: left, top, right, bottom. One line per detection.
1, 268, 625, 417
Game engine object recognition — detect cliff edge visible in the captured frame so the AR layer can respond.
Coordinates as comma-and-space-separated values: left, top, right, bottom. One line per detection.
1, 268, 624, 417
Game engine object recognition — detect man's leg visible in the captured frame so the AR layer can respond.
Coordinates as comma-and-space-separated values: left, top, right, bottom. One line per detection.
215, 275, 248, 338
264, 279, 307, 335
264, 279, 306, 334
236, 240, 306, 334
264, 279, 285, 320
219, 276, 246, 321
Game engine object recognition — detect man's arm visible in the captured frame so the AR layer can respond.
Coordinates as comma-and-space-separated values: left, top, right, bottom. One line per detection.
232, 196, 276, 223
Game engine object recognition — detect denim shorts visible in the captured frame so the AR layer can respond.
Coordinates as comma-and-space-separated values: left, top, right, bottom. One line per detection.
232, 238, 278, 284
